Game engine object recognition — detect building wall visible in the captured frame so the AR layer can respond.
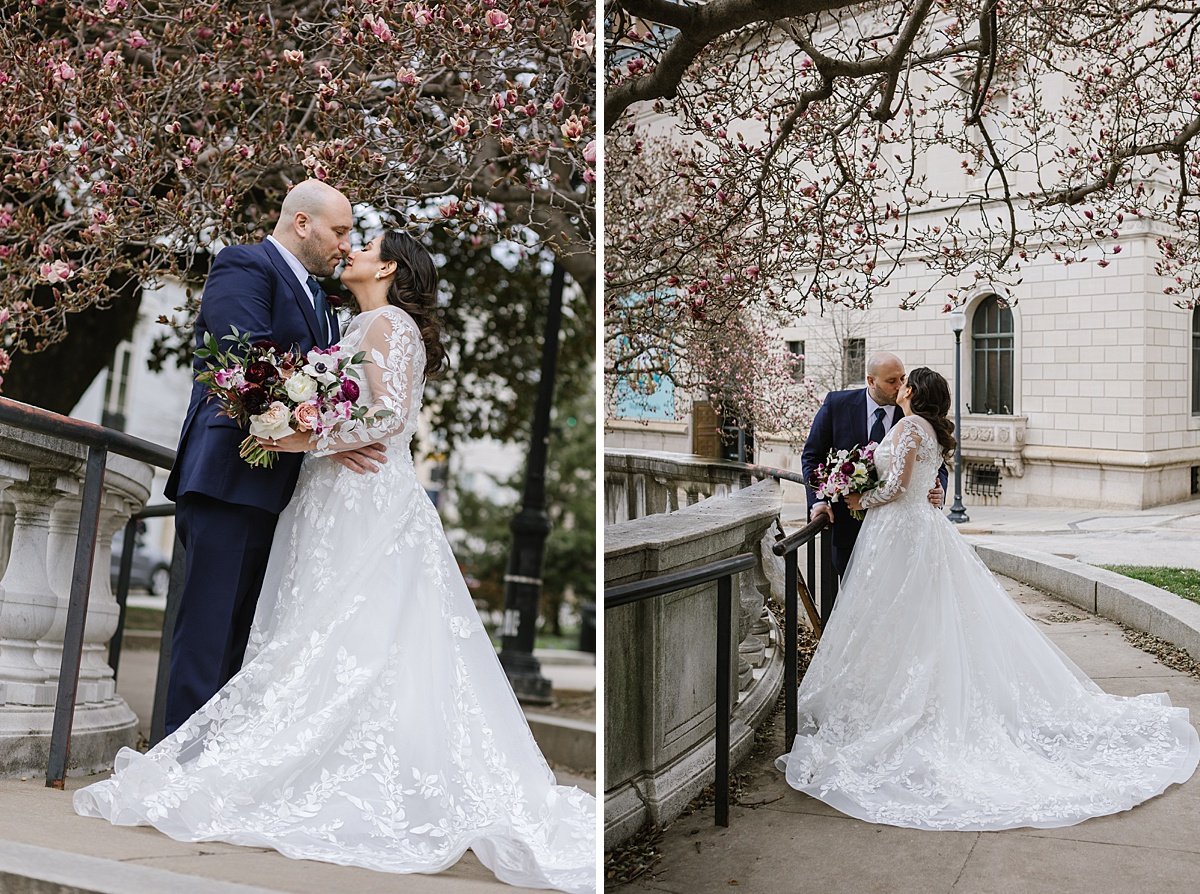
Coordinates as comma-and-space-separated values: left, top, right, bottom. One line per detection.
609, 231, 1200, 509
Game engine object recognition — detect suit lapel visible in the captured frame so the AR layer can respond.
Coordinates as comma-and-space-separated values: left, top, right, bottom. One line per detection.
262, 240, 322, 345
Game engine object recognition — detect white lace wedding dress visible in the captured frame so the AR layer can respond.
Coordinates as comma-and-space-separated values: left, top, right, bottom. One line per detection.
75, 305, 596, 893
776, 414, 1200, 830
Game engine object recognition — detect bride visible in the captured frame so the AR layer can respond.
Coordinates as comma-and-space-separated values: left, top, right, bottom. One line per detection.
74, 231, 596, 893
776, 366, 1200, 831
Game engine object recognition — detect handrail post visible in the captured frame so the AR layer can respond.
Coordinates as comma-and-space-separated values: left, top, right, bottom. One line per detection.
784, 550, 798, 748
108, 516, 138, 684
46, 445, 107, 788
715, 572, 732, 827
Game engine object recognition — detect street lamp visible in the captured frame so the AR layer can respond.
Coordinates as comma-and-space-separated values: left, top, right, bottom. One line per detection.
947, 310, 969, 523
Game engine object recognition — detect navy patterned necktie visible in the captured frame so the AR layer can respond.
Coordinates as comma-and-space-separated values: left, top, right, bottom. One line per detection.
869, 407, 887, 445
307, 276, 330, 344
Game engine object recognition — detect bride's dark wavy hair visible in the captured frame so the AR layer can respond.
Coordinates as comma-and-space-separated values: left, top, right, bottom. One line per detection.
379, 230, 447, 379
905, 367, 956, 460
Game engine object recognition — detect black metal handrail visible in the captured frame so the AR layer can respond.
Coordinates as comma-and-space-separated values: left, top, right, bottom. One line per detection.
0, 396, 175, 788
771, 517, 835, 749
605, 552, 757, 827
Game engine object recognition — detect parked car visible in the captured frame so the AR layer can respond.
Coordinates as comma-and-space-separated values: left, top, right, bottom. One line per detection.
110, 528, 172, 597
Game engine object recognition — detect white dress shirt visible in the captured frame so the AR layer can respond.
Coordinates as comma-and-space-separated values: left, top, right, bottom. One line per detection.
865, 393, 898, 440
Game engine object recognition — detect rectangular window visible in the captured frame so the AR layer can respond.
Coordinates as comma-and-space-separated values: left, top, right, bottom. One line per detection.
102, 345, 132, 431
842, 338, 865, 388
1192, 315, 1200, 415
786, 340, 805, 382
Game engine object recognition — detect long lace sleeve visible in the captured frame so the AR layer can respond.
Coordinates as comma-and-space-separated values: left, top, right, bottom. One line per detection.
860, 418, 925, 510
311, 308, 424, 456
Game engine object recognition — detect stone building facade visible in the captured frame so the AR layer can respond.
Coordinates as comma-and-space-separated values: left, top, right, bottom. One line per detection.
608, 233, 1200, 509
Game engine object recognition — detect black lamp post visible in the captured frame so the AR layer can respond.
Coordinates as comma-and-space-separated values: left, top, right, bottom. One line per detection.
497, 262, 563, 705
948, 309, 970, 524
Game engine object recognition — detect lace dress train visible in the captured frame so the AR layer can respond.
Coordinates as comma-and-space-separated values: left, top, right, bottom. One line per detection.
776, 415, 1200, 831
74, 306, 596, 893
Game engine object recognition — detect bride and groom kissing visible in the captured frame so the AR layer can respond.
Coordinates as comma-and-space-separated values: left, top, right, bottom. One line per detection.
72, 180, 596, 894
780, 352, 1199, 830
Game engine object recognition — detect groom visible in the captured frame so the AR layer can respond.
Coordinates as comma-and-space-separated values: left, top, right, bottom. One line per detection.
163, 180, 385, 735
802, 351, 947, 577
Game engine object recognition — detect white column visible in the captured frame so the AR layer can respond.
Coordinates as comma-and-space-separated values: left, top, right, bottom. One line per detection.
0, 468, 63, 707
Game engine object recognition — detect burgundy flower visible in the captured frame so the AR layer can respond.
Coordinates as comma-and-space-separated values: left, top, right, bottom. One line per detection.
325, 291, 345, 308
238, 383, 269, 415
840, 461, 855, 475
245, 360, 279, 384
252, 339, 282, 353
338, 377, 360, 402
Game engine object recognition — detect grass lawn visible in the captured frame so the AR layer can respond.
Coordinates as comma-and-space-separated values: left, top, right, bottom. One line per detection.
1098, 565, 1200, 606
121, 605, 167, 631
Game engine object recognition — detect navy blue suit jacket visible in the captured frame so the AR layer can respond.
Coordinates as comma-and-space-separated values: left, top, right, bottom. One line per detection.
801, 389, 949, 550
165, 240, 341, 515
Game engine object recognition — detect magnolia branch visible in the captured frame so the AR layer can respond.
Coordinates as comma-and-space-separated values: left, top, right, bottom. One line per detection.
605, 0, 861, 127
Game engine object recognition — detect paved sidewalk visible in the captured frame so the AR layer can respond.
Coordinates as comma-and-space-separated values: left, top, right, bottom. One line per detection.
619, 575, 1200, 894
0, 770, 595, 894
782, 495, 1200, 570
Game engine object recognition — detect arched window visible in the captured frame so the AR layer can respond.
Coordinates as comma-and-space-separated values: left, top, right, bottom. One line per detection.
1193, 307, 1200, 415
970, 295, 1014, 415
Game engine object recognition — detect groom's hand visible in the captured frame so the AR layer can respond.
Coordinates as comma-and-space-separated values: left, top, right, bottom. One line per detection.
811, 503, 835, 526
331, 443, 388, 474
928, 481, 945, 508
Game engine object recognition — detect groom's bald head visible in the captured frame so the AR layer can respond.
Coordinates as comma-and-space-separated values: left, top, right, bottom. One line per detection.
866, 351, 905, 406
273, 180, 354, 277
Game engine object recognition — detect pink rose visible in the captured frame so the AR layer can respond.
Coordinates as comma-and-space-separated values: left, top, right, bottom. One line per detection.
293, 402, 321, 432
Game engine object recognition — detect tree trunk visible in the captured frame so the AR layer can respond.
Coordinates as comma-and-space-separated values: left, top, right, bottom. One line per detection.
4, 289, 143, 415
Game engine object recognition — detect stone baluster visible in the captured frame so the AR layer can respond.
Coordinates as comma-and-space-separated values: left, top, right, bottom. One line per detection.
37, 487, 128, 705
0, 468, 65, 708
0, 461, 22, 582
80, 494, 135, 702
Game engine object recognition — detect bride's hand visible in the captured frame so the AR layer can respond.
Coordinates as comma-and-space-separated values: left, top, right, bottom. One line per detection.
845, 493, 863, 512
257, 431, 316, 453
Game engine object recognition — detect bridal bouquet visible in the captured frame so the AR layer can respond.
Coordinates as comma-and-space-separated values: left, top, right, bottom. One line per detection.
808, 443, 880, 520
194, 327, 386, 468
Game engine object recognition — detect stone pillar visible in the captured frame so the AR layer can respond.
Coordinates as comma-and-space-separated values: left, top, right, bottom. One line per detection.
0, 427, 150, 776
0, 469, 62, 709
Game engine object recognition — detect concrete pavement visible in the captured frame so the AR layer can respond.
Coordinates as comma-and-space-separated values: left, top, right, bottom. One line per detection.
0, 646, 596, 893
618, 575, 1200, 894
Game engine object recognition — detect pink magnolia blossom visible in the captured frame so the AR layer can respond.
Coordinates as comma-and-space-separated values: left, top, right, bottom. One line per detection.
561, 115, 584, 140
40, 260, 73, 284
571, 29, 594, 58
486, 11, 511, 32
408, 4, 435, 26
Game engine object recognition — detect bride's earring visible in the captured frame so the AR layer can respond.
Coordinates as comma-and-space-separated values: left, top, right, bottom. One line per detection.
374, 272, 384, 280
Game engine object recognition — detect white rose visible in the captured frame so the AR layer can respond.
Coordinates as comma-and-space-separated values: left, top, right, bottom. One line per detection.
853, 462, 867, 479
284, 372, 318, 402
249, 402, 295, 440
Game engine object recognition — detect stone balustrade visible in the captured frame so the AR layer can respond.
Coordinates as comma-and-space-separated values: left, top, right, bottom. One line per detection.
0, 422, 153, 776
605, 449, 787, 847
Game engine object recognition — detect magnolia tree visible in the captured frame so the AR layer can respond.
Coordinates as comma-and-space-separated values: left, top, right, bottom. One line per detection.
605, 0, 1200, 434
0, 0, 595, 405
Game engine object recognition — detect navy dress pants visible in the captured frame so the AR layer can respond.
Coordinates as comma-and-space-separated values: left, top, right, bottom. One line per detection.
165, 493, 279, 735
